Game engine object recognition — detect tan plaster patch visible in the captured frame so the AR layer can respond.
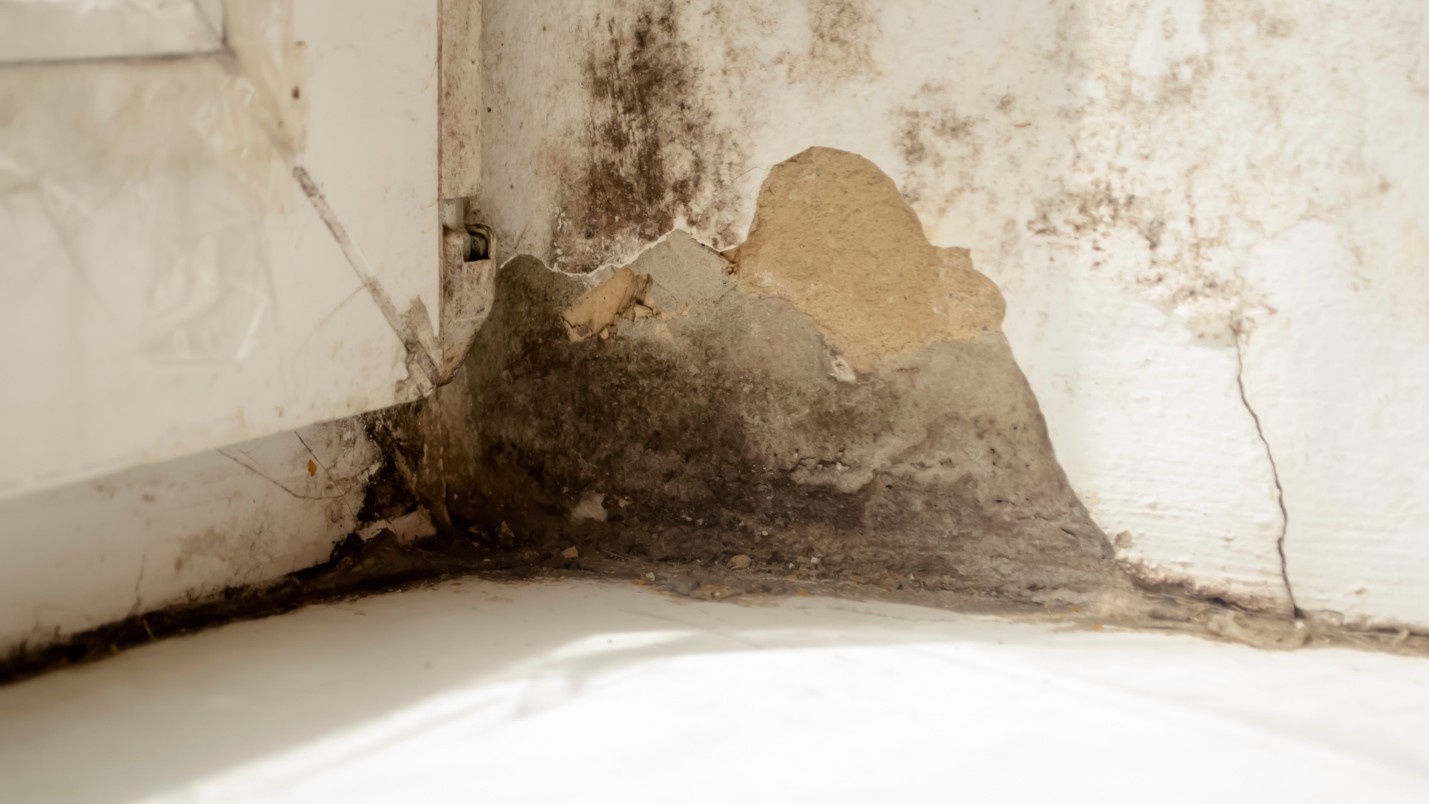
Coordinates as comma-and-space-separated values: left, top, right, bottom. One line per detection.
732, 147, 1004, 371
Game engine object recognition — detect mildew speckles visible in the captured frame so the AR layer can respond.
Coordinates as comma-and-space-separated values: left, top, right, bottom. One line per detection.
793, 0, 880, 84
556, 0, 745, 272
892, 84, 984, 220
1255, 13, 1296, 39
1026, 179, 1271, 341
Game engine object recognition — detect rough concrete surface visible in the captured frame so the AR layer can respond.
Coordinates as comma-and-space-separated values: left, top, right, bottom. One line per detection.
433, 150, 1124, 605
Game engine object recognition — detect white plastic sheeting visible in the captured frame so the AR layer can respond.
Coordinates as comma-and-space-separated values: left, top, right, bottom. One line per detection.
0, 0, 223, 64
0, 0, 442, 653
0, 0, 440, 499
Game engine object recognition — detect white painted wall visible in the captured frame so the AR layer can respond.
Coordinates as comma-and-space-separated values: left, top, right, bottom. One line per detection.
481, 0, 1429, 628
0, 0, 444, 652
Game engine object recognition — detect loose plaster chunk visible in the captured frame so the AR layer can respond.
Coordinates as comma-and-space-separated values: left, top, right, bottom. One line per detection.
561, 267, 654, 341
733, 147, 1006, 371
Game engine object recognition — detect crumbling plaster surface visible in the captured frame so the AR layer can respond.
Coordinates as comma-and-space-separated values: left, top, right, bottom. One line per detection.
482, 0, 1429, 626
435, 215, 1126, 606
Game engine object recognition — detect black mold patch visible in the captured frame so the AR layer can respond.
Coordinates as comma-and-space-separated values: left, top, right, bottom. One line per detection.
357, 409, 423, 526
579, 6, 686, 243
557, 0, 743, 271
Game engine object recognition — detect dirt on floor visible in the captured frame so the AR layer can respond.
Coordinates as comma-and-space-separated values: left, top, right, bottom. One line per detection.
3, 522, 1424, 686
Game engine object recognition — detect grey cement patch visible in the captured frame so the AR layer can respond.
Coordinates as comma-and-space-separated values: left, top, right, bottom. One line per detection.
432, 231, 1127, 605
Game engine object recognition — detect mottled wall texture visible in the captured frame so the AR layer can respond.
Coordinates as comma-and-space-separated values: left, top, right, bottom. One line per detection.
479, 0, 1429, 630
436, 149, 1128, 607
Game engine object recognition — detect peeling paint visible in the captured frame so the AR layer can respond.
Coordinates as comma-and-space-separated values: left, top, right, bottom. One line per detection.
561, 267, 654, 342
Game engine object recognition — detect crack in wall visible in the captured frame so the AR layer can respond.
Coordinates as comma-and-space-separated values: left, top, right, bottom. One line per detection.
127, 552, 148, 617
1232, 331, 1300, 617
215, 448, 352, 502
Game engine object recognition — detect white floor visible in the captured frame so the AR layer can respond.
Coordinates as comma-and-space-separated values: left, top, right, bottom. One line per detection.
0, 578, 1426, 803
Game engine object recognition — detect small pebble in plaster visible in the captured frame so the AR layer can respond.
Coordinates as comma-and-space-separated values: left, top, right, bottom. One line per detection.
571, 493, 608, 523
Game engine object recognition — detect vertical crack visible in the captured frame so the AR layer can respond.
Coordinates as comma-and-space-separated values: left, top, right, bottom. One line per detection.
127, 552, 148, 618
1232, 331, 1300, 617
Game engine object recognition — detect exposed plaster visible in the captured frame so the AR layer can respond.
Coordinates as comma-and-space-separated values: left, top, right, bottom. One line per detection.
431, 149, 1129, 607
733, 147, 1005, 370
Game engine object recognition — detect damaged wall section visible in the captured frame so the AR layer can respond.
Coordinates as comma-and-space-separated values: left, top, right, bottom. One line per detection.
482, 0, 1429, 629
432, 148, 1129, 605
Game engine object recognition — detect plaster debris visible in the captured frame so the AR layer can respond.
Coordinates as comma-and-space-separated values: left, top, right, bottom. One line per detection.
357, 509, 437, 546
828, 352, 857, 383
571, 493, 608, 523
730, 554, 752, 570
561, 268, 654, 342
1206, 609, 1309, 651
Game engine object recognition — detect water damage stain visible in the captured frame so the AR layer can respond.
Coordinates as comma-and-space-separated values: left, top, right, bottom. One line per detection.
437, 149, 1124, 604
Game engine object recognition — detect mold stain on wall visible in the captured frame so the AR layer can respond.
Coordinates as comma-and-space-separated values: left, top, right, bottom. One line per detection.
556, 0, 745, 273
789, 0, 880, 85
893, 83, 983, 221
